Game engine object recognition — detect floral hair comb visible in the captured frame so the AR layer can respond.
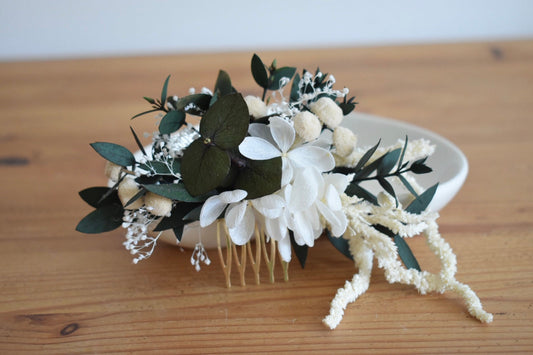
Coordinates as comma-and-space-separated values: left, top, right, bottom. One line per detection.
76, 54, 492, 329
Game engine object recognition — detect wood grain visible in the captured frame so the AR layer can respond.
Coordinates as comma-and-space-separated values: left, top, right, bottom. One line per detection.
1, 40, 532, 353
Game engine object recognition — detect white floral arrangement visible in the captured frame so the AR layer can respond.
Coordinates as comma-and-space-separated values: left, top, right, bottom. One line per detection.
77, 54, 492, 329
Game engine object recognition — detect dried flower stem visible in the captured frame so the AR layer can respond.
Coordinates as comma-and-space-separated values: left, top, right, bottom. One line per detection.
260, 229, 277, 283
232, 242, 247, 286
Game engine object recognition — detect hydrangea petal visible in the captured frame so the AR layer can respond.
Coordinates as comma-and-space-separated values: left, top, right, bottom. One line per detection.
289, 168, 319, 211
225, 200, 247, 229
277, 236, 292, 262
253, 194, 285, 219
281, 157, 293, 186
316, 200, 347, 236
269, 117, 295, 153
248, 123, 274, 143
324, 184, 342, 211
200, 195, 227, 227
288, 146, 335, 172
228, 205, 255, 245
219, 189, 248, 204
239, 137, 281, 160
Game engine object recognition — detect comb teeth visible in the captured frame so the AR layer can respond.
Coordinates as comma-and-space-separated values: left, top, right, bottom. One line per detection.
216, 220, 289, 287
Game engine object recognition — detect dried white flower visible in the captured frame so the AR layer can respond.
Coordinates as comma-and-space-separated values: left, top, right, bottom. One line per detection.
104, 161, 122, 182
310, 97, 344, 129
244, 95, 268, 118
144, 192, 173, 217
333, 126, 357, 157
293, 111, 322, 142
118, 178, 144, 210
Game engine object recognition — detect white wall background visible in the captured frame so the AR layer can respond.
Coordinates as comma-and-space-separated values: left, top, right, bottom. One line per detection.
1, 0, 532, 61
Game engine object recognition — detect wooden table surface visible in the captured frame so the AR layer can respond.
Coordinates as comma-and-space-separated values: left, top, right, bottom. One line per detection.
1, 40, 532, 353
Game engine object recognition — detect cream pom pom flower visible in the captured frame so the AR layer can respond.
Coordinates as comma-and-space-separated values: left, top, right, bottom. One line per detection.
118, 178, 144, 210
104, 161, 122, 182
244, 95, 268, 118
293, 111, 322, 142
310, 97, 344, 129
144, 192, 173, 217
333, 126, 357, 157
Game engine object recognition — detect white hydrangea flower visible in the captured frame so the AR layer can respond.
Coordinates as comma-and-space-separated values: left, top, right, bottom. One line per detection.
239, 116, 335, 186
310, 97, 344, 129
293, 111, 322, 142
244, 95, 268, 118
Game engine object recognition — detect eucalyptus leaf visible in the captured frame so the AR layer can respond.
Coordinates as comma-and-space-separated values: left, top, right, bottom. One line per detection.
181, 140, 230, 196
214, 70, 234, 96
175, 94, 211, 113
398, 136, 408, 171
143, 182, 208, 202
373, 224, 421, 271
76, 203, 124, 234
353, 140, 380, 173
377, 177, 397, 204
397, 174, 418, 198
154, 202, 203, 231
289, 231, 308, 268
173, 225, 185, 241
326, 229, 353, 260
143, 96, 156, 105
377, 148, 401, 175
405, 183, 438, 214
268, 67, 296, 90
90, 142, 135, 167
345, 183, 378, 205
131, 108, 161, 120
290, 73, 301, 102
182, 205, 203, 221
130, 126, 147, 156
234, 157, 282, 199
161, 75, 170, 105
159, 110, 186, 135
79, 187, 120, 208
200, 93, 249, 149
251, 54, 268, 88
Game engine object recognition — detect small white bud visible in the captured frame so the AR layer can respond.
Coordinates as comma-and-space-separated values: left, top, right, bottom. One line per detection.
118, 178, 145, 210
244, 95, 268, 118
104, 161, 122, 182
144, 192, 173, 217
333, 126, 357, 157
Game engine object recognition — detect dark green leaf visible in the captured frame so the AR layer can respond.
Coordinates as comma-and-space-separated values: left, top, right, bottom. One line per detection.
405, 183, 438, 214
377, 177, 397, 204
397, 174, 418, 198
353, 140, 380, 172
234, 157, 282, 199
251, 54, 269, 88
268, 67, 296, 90
326, 229, 353, 260
76, 203, 124, 234
373, 224, 421, 271
181, 139, 230, 196
397, 136, 408, 171
200, 93, 249, 149
394, 235, 421, 271
410, 159, 433, 174
182, 205, 203, 221
377, 148, 401, 175
143, 96, 156, 105
154, 202, 203, 231
79, 187, 120, 208
290, 73, 301, 102
143, 182, 208, 202
289, 231, 308, 268
90, 142, 135, 167
214, 70, 234, 96
175, 94, 211, 113
159, 110, 186, 135
345, 183, 378, 205
173, 225, 185, 241
339, 101, 356, 116
131, 108, 161, 120
161, 75, 170, 105
130, 126, 147, 156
